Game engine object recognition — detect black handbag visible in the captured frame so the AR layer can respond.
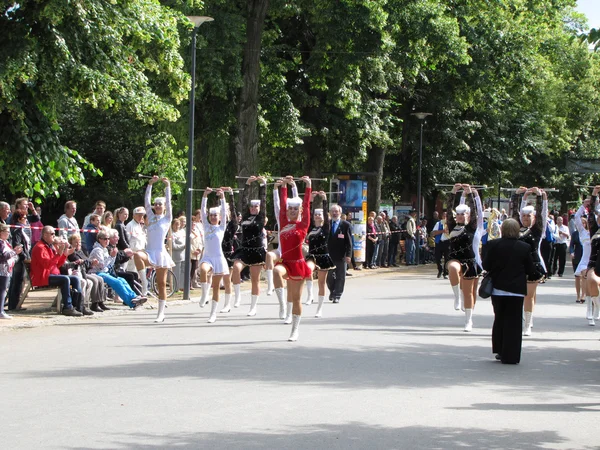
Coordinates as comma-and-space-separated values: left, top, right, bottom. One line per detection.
478, 272, 493, 298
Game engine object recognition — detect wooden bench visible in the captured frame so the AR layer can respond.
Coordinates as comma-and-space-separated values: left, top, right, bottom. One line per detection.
18, 263, 62, 313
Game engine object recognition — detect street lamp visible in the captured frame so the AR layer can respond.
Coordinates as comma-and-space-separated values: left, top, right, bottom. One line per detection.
183, 16, 213, 301
410, 111, 432, 266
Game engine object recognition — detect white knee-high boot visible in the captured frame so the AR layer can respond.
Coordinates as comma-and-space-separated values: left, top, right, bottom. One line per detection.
593, 297, 600, 321
586, 296, 593, 320
315, 295, 325, 318
452, 285, 460, 310
208, 300, 218, 323
464, 308, 473, 332
284, 302, 293, 324
200, 282, 210, 307
233, 284, 241, 308
266, 269, 274, 295
275, 288, 286, 319
138, 270, 148, 296
305, 280, 314, 305
220, 293, 231, 313
247, 295, 258, 316
524, 311, 533, 335
288, 315, 301, 341
154, 299, 166, 323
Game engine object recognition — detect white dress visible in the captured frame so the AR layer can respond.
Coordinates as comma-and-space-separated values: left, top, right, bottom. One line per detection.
144, 184, 175, 268
198, 197, 229, 275
574, 204, 591, 276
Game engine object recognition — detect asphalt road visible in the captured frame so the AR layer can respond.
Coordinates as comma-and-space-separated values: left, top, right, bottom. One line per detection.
1, 265, 598, 449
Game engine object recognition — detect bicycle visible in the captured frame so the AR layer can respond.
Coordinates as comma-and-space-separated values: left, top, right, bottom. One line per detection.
143, 267, 178, 298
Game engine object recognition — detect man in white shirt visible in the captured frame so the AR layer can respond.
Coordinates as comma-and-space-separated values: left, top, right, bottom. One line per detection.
125, 206, 147, 273
405, 210, 417, 265
57, 201, 80, 240
553, 216, 570, 277
431, 211, 449, 278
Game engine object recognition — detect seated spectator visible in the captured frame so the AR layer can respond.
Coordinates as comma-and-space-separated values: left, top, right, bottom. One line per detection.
101, 211, 114, 230
57, 200, 80, 240
83, 200, 106, 228
88, 230, 146, 309
0, 202, 10, 225
30, 206, 44, 247
83, 214, 101, 255
107, 229, 140, 293
30, 226, 83, 317
0, 224, 22, 319
7, 211, 31, 311
114, 207, 131, 251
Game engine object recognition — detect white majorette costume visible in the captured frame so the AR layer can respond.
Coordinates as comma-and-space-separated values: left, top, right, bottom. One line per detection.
231, 183, 267, 266
574, 204, 591, 277
511, 193, 547, 282
144, 184, 175, 269
199, 198, 229, 276
446, 192, 484, 279
585, 194, 600, 325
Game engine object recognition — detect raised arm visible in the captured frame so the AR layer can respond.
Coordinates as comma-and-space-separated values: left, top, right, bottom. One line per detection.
200, 195, 208, 229
301, 184, 312, 230
322, 195, 330, 231
473, 192, 483, 232
531, 193, 546, 236
575, 204, 586, 235
279, 185, 288, 227
164, 180, 172, 221
590, 190, 599, 235
219, 195, 227, 231
241, 183, 250, 215
258, 180, 267, 220
446, 192, 456, 232
144, 183, 153, 215
273, 186, 281, 228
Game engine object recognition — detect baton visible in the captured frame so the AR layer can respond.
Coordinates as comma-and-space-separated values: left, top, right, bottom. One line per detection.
138, 174, 186, 184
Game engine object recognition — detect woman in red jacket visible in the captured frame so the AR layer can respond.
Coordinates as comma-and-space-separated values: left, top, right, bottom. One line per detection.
30, 226, 82, 316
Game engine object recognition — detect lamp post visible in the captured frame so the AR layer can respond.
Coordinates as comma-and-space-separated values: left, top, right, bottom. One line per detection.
410, 111, 432, 266
183, 16, 213, 301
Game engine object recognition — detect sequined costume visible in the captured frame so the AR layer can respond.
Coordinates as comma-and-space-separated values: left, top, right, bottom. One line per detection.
222, 191, 239, 268
446, 192, 484, 279
276, 185, 312, 280
272, 185, 299, 259
144, 184, 174, 268
230, 183, 267, 265
306, 197, 335, 270
511, 193, 547, 282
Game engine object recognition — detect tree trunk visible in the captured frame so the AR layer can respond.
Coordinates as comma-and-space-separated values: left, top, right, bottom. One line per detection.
367, 145, 386, 213
234, 0, 269, 191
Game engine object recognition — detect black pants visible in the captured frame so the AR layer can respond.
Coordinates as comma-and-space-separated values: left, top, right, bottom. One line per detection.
116, 270, 139, 294
552, 243, 567, 275
434, 240, 449, 275
327, 259, 347, 300
388, 239, 399, 265
540, 240, 554, 276
491, 295, 524, 364
7, 260, 25, 310
366, 240, 374, 267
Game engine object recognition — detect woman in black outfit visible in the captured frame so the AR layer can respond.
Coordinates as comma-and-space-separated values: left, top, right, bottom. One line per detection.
8, 211, 30, 311
114, 207, 131, 251
483, 218, 535, 364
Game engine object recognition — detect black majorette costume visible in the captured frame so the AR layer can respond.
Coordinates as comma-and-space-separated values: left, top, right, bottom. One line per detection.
585, 195, 600, 324
222, 190, 239, 269
230, 182, 267, 266
446, 192, 483, 279
510, 193, 547, 282
306, 197, 335, 271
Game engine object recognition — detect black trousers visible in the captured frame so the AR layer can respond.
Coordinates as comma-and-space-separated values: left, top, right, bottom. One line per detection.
434, 240, 449, 275
7, 260, 25, 310
540, 240, 554, 276
552, 243, 567, 275
327, 259, 347, 299
491, 295, 524, 364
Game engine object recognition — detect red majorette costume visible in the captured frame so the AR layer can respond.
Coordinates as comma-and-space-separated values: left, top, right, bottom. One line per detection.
277, 185, 312, 280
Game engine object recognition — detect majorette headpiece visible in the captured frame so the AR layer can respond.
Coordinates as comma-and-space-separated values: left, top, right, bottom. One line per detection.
455, 204, 470, 215
250, 200, 261, 207
154, 197, 166, 205
521, 205, 536, 216
287, 197, 302, 208
483, 208, 491, 219
314, 209, 324, 215
209, 207, 220, 215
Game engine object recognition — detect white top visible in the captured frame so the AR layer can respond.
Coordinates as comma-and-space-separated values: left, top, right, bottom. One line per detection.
433, 220, 449, 241
125, 219, 147, 252
145, 184, 172, 252
555, 224, 570, 245
57, 214, 80, 240
575, 204, 591, 275
200, 197, 227, 256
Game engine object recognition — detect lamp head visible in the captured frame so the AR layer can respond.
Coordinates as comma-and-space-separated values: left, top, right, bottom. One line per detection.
187, 16, 214, 27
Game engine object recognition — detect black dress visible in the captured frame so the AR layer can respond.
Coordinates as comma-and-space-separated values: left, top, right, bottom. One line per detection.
222, 191, 239, 268
511, 193, 546, 281
585, 195, 600, 276
446, 193, 482, 279
306, 198, 335, 271
230, 183, 267, 265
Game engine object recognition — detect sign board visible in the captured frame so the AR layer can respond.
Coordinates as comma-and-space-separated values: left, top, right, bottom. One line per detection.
334, 175, 368, 262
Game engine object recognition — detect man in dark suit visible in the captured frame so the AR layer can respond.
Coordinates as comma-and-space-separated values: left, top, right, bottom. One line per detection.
327, 205, 353, 303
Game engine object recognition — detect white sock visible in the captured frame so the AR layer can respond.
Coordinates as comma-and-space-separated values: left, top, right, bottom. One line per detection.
220, 293, 231, 313
248, 294, 258, 316
233, 284, 241, 307
315, 295, 325, 318
586, 296, 593, 320
592, 297, 600, 320
284, 302, 293, 324
452, 285, 460, 310
208, 300, 218, 323
464, 308, 473, 331
275, 287, 286, 319
154, 299, 166, 323
305, 280, 314, 304
524, 311, 533, 334
266, 270, 274, 294
200, 282, 210, 307
288, 314, 301, 341
138, 269, 148, 296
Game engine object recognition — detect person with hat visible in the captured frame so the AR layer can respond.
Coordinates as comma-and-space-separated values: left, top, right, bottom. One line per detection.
125, 206, 147, 275
510, 186, 548, 336
230, 175, 268, 316
446, 184, 484, 332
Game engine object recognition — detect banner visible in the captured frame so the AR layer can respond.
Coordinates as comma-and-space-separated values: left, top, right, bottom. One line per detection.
337, 175, 368, 262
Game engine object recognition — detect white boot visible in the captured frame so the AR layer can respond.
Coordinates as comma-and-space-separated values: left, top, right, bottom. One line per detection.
288, 314, 301, 341
315, 295, 325, 318
247, 295, 258, 316
586, 296, 594, 320
154, 299, 166, 323
524, 311, 533, 336
275, 287, 286, 319
284, 302, 293, 324
464, 308, 473, 332
452, 285, 460, 310
138, 269, 148, 296
593, 297, 600, 321
0, 311, 12, 320
208, 300, 218, 323
233, 284, 241, 308
266, 269, 274, 295
305, 280, 314, 305
460, 291, 465, 312
220, 294, 231, 313
200, 282, 210, 307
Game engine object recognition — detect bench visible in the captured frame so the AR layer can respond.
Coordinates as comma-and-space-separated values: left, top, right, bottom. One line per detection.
18, 263, 62, 313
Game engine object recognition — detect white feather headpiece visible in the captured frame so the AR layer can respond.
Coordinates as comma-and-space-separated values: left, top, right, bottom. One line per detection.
250, 200, 261, 207
521, 205, 536, 216
456, 204, 470, 215
209, 207, 220, 215
287, 197, 302, 208
314, 209, 324, 216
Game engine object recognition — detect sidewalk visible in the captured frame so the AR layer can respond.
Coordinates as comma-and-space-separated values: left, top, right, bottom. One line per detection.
0, 263, 430, 331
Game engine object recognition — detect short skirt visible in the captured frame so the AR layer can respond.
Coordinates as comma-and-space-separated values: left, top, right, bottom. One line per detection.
231, 246, 266, 266
276, 259, 312, 280
306, 253, 336, 271
200, 254, 229, 275
145, 249, 175, 269
224, 251, 234, 268
527, 261, 546, 282
446, 258, 482, 279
